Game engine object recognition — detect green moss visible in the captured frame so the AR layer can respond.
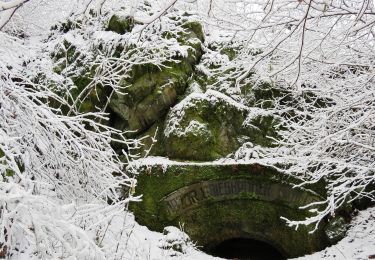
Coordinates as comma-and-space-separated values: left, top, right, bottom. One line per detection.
181, 21, 205, 43
220, 47, 237, 61
52, 40, 80, 74
111, 78, 183, 132
176, 21, 204, 64
164, 93, 249, 160
324, 216, 349, 244
131, 164, 325, 225
117, 60, 191, 109
106, 15, 134, 34
0, 149, 21, 178
136, 119, 167, 156
130, 164, 329, 258
244, 114, 280, 147
129, 63, 161, 81
302, 91, 335, 108
109, 21, 204, 135
0, 150, 11, 178
51, 37, 112, 115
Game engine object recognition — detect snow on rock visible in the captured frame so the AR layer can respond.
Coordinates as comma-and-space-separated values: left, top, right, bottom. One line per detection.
293, 206, 375, 260
198, 50, 230, 67
97, 212, 221, 260
242, 107, 275, 127
233, 141, 266, 161
158, 226, 193, 257
164, 89, 248, 138
182, 120, 210, 137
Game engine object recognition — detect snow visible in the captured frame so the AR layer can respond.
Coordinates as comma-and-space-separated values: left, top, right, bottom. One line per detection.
108, 206, 375, 260
10, 192, 375, 260
293, 207, 375, 260
164, 89, 249, 138
181, 120, 209, 136
243, 107, 274, 125
83, 211, 221, 260
198, 50, 230, 67
1, 0, 375, 259
129, 155, 285, 171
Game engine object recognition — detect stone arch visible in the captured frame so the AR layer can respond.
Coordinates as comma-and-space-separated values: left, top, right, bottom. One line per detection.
131, 163, 330, 258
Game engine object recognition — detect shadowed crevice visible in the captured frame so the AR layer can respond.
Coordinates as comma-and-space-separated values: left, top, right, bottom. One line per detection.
210, 238, 286, 260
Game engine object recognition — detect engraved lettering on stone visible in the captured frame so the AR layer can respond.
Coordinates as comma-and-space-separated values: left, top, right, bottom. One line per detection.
162, 179, 319, 216
182, 190, 199, 206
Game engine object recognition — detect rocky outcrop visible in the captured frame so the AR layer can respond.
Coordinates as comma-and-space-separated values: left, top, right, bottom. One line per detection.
163, 90, 248, 161
50, 15, 356, 259
109, 21, 204, 134
50, 14, 287, 165
52, 15, 280, 160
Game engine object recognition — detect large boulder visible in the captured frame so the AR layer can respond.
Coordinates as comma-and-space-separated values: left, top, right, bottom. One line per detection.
110, 62, 192, 132
163, 90, 248, 161
109, 21, 204, 134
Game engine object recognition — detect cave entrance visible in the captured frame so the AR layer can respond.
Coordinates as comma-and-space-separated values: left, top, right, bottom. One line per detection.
210, 238, 286, 260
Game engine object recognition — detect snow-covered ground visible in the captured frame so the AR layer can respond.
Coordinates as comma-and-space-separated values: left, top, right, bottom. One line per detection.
12, 204, 375, 259
115, 206, 375, 260
87, 211, 221, 260
293, 206, 375, 260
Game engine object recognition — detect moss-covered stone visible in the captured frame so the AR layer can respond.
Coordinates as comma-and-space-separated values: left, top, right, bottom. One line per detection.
51, 36, 114, 117
243, 111, 280, 147
135, 119, 167, 157
163, 91, 247, 161
324, 216, 349, 244
161, 87, 281, 161
110, 74, 186, 132
130, 163, 330, 258
181, 21, 205, 43
109, 20, 204, 134
106, 15, 135, 34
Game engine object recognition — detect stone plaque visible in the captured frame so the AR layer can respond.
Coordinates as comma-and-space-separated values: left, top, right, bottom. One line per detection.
162, 179, 318, 216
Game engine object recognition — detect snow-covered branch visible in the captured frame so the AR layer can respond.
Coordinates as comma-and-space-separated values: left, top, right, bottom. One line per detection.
0, 0, 29, 30
190, 0, 375, 227
0, 0, 28, 11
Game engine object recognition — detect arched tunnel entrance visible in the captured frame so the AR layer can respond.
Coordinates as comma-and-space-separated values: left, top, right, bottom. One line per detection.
131, 163, 332, 258
210, 238, 286, 260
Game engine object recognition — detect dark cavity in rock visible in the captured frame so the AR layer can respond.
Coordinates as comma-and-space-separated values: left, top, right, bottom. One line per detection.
210, 237, 286, 260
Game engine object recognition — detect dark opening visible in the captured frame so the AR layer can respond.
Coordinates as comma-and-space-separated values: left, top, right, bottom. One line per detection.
210, 238, 286, 260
